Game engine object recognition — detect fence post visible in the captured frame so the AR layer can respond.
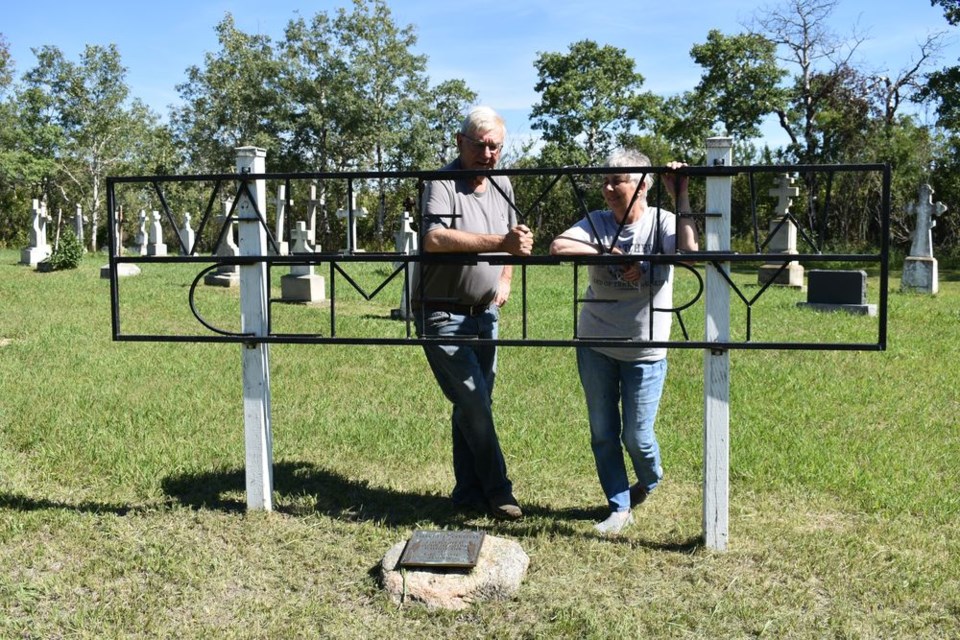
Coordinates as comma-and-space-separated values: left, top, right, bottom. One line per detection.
235, 146, 274, 511
703, 137, 733, 550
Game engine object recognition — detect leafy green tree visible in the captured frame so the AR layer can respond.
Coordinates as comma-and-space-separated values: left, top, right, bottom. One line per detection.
931, 0, 960, 25
0, 33, 33, 247
327, 0, 432, 236
687, 30, 787, 141
277, 1, 473, 244
424, 79, 477, 165
20, 43, 164, 251
914, 0, 960, 258
530, 40, 658, 165
172, 13, 282, 172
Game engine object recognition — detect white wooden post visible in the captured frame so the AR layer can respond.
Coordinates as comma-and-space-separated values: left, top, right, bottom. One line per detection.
703, 137, 733, 550
235, 146, 274, 511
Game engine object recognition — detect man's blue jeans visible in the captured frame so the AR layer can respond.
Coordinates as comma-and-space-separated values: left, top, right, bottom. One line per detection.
576, 347, 667, 512
416, 306, 512, 505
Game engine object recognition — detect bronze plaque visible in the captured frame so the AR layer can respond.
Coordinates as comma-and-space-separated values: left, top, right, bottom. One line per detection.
397, 530, 485, 569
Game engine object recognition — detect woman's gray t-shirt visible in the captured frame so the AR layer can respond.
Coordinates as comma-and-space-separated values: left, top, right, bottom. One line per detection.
560, 207, 677, 362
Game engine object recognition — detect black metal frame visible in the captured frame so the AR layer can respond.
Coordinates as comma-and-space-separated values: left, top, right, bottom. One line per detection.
106, 163, 890, 351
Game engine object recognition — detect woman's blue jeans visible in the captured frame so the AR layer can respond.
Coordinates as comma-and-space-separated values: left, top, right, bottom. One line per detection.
416, 306, 512, 505
576, 347, 667, 512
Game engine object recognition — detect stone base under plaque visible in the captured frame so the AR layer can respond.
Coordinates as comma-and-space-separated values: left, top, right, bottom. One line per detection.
380, 534, 529, 610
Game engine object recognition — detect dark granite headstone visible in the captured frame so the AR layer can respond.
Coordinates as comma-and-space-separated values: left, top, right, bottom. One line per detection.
797, 269, 876, 316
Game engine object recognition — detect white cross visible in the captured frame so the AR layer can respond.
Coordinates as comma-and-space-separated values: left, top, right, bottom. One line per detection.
336, 193, 368, 254
768, 173, 799, 216
908, 184, 948, 258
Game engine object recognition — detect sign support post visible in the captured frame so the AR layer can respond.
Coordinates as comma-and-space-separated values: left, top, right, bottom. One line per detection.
703, 137, 733, 550
236, 146, 274, 511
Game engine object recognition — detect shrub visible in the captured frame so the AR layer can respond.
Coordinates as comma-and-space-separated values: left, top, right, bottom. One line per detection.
46, 229, 85, 270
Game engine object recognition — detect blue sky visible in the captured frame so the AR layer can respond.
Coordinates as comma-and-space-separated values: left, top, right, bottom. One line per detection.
2, 0, 956, 150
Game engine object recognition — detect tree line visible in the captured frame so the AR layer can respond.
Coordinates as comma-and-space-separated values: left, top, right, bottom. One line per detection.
0, 0, 957, 260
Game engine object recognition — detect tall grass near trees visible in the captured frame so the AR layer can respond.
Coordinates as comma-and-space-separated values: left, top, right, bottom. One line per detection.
0, 250, 957, 638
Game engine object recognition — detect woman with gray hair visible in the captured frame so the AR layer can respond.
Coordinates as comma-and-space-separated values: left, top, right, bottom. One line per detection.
549, 150, 698, 535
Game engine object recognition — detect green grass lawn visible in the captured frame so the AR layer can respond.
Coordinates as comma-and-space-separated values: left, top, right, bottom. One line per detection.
0, 249, 957, 638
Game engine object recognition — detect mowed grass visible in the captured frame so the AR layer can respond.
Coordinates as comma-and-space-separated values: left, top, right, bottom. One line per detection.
0, 249, 958, 638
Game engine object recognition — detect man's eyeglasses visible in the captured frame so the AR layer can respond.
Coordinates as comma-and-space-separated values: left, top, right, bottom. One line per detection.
461, 133, 503, 153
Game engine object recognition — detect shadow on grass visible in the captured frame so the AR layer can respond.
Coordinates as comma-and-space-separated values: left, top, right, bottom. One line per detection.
161, 460, 454, 525
0, 492, 140, 516
159, 460, 704, 552
0, 464, 701, 552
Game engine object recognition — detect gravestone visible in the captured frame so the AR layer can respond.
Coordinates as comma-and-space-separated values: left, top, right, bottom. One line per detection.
336, 193, 368, 254
380, 533, 529, 611
305, 184, 324, 250
757, 173, 803, 288
279, 221, 325, 303
797, 269, 876, 316
204, 201, 241, 287
391, 198, 419, 320
901, 184, 948, 294
73, 205, 88, 251
133, 210, 149, 256
272, 185, 290, 256
100, 204, 141, 278
20, 199, 52, 266
146, 211, 168, 256
178, 212, 196, 255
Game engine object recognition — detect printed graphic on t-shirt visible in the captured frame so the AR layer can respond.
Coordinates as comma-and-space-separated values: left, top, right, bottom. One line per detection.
595, 239, 670, 290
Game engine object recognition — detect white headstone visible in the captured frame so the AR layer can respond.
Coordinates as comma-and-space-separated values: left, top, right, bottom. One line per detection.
391, 203, 419, 320
135, 210, 148, 256
273, 185, 290, 256
394, 209, 418, 257
178, 212, 196, 255
20, 199, 53, 266
280, 220, 326, 303
336, 193, 368, 254
146, 211, 168, 256
204, 200, 241, 287
758, 173, 803, 288
99, 204, 142, 279
306, 184, 324, 249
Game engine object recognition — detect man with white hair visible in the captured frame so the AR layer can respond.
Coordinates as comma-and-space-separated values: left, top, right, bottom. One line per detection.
414, 106, 533, 520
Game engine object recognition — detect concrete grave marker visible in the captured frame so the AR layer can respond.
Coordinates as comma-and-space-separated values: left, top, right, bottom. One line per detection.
178, 212, 196, 255
133, 210, 149, 256
204, 200, 241, 287
901, 184, 948, 294
758, 173, 803, 287
20, 199, 52, 266
272, 185, 290, 256
279, 220, 326, 303
100, 205, 141, 278
336, 192, 367, 254
391, 198, 419, 320
306, 184, 324, 250
146, 211, 168, 256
